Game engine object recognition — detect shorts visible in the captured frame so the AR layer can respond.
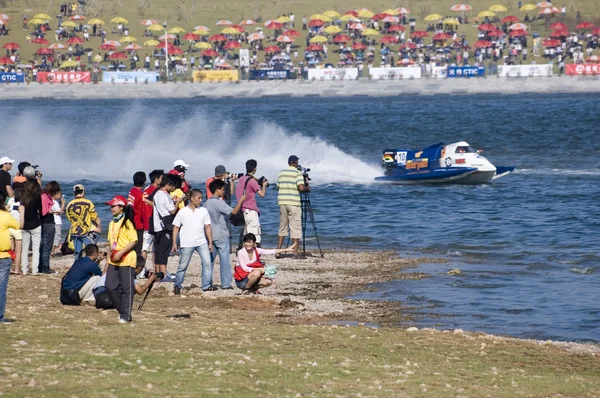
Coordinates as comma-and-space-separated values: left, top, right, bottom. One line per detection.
53, 226, 62, 246
142, 231, 154, 252
278, 205, 302, 239
243, 209, 261, 243
8, 228, 22, 240
154, 230, 171, 265
235, 276, 259, 290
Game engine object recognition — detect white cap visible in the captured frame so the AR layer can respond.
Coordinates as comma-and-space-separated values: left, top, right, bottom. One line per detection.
0, 156, 14, 164
173, 159, 190, 168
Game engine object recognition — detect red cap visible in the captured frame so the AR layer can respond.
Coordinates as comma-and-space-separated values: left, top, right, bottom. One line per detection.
168, 169, 183, 176
105, 195, 127, 207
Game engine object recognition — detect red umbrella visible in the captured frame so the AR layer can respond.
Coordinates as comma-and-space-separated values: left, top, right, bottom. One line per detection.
487, 29, 505, 36
509, 29, 527, 37
35, 48, 54, 55
109, 52, 127, 59
156, 41, 176, 49
550, 29, 569, 37
209, 34, 227, 42
411, 30, 428, 38
276, 35, 294, 43
224, 41, 242, 50
388, 25, 405, 32
344, 10, 358, 17
351, 42, 367, 50
201, 49, 218, 57
169, 47, 184, 55
432, 33, 451, 40
306, 43, 323, 51
380, 35, 399, 43
399, 43, 417, 50
478, 23, 495, 31
501, 16, 519, 23
474, 40, 492, 48
282, 29, 301, 37
264, 45, 280, 53
230, 24, 245, 32
0, 56, 14, 64
576, 22, 594, 30
332, 35, 351, 43
32, 37, 50, 45
542, 39, 561, 47
99, 43, 116, 50
371, 13, 391, 21
66, 36, 84, 44
183, 33, 200, 41
593, 28, 600, 35
549, 21, 568, 30
308, 19, 325, 27
265, 21, 283, 29
2, 42, 20, 50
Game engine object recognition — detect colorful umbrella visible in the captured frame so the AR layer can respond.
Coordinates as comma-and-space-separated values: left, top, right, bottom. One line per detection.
542, 39, 561, 47
230, 25, 245, 33
156, 41, 175, 49
323, 25, 342, 34
120, 36, 137, 43
2, 42, 20, 50
194, 25, 210, 31
432, 32, 451, 40
110, 17, 128, 24
508, 23, 528, 30
60, 60, 79, 68
224, 41, 242, 50
35, 48, 54, 55
169, 47, 184, 55
520, 4, 537, 11
344, 10, 359, 17
209, 34, 227, 41
478, 11, 496, 18
147, 24, 164, 32
501, 16, 519, 23
28, 18, 46, 25
0, 14, 9, 21
308, 35, 328, 43
48, 43, 66, 49
411, 30, 429, 38
99, 43, 116, 50
388, 25, 405, 32
60, 21, 77, 28
34, 13, 51, 20
200, 49, 218, 57
282, 29, 301, 37
382, 16, 400, 23
264, 45, 280, 53
450, 4, 473, 11
216, 20, 233, 26
0, 56, 14, 64
66, 36, 84, 44
478, 23, 495, 31
539, 7, 558, 14
247, 32, 264, 41
194, 42, 212, 49
357, 9, 374, 18
352, 42, 367, 50
489, 5, 508, 12
424, 13, 443, 21
509, 29, 527, 36
371, 13, 391, 21
125, 44, 142, 50
221, 27, 239, 35
240, 20, 256, 25
306, 43, 323, 51
104, 40, 121, 47
443, 18, 460, 25
399, 43, 417, 50
474, 40, 493, 48
31, 37, 50, 45
536, 1, 553, 7
308, 19, 325, 27
576, 22, 595, 30
487, 29, 505, 36
183, 33, 200, 41
592, 28, 600, 35
549, 21, 568, 30
549, 29, 569, 37
265, 21, 283, 29
396, 7, 411, 15
277, 35, 295, 43
140, 19, 158, 26
339, 15, 359, 22
109, 52, 127, 59
362, 28, 380, 36
158, 34, 176, 40
332, 35, 351, 43
88, 18, 104, 25
276, 16, 291, 23
380, 35, 399, 43
323, 11, 340, 18
383, 9, 399, 16
349, 23, 365, 30
70, 15, 85, 21
168, 27, 186, 34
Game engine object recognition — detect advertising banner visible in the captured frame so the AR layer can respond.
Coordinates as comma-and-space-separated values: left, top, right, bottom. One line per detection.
368, 67, 422, 79
0, 72, 25, 83
497, 64, 553, 77
431, 66, 447, 79
102, 71, 158, 83
249, 69, 292, 80
447, 66, 486, 78
565, 64, 600, 76
37, 71, 92, 83
239, 49, 250, 68
307, 68, 358, 80
192, 70, 239, 82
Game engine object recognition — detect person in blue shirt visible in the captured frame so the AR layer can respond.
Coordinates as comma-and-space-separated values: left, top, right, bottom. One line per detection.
61, 244, 104, 305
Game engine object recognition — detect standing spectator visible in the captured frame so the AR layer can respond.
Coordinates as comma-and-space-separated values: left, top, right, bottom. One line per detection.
6, 190, 22, 274
0, 156, 14, 198
153, 173, 182, 277
235, 160, 269, 246
276, 156, 309, 258
66, 184, 101, 259
39, 181, 62, 274
127, 171, 146, 257
141, 169, 163, 263
19, 173, 42, 275
105, 196, 138, 323
206, 165, 236, 202
0, 191, 19, 324
51, 190, 65, 256
171, 189, 213, 294
302, 15, 307, 30
204, 179, 246, 291
290, 13, 295, 27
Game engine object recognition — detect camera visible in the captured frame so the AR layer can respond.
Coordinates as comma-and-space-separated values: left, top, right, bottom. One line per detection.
297, 165, 311, 185
144, 270, 165, 280
32, 164, 42, 178
257, 176, 269, 187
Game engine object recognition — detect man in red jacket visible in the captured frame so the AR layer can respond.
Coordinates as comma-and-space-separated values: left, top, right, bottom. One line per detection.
128, 171, 146, 256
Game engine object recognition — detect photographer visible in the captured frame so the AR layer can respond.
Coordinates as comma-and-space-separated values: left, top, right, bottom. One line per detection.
276, 156, 310, 258
235, 159, 269, 246
60, 244, 103, 305
12, 162, 42, 191
206, 165, 236, 204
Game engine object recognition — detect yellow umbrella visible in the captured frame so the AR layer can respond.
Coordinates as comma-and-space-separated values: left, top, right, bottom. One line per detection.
362, 28, 380, 36
147, 24, 164, 32
220, 27, 237, 34
323, 10, 340, 18
309, 35, 328, 43
339, 14, 358, 21
61, 21, 77, 28
478, 10, 496, 18
27, 18, 45, 25
168, 27, 186, 34
383, 9, 400, 16
33, 13, 51, 20
110, 17, 128, 24
93, 54, 103, 63
194, 42, 212, 49
323, 25, 342, 34
276, 16, 291, 23
88, 18, 105, 25
309, 14, 331, 22
489, 4, 508, 12
144, 39, 159, 46
443, 18, 460, 25
357, 10, 374, 18
520, 3, 537, 11
120, 36, 137, 43
425, 13, 443, 21
194, 29, 210, 35
60, 60, 79, 68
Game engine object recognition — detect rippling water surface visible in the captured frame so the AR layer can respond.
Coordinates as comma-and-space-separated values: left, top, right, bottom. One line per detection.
4, 94, 599, 342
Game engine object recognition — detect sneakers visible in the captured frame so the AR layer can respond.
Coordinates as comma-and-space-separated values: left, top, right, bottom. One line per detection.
173, 286, 181, 295
221, 286, 234, 290
202, 286, 219, 292
119, 318, 128, 324
0, 318, 13, 325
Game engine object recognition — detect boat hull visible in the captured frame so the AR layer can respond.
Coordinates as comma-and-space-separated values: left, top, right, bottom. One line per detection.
375, 167, 478, 184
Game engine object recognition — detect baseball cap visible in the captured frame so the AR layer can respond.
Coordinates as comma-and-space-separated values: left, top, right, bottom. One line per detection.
288, 155, 299, 163
0, 156, 15, 164
214, 165, 227, 176
173, 159, 190, 169
105, 195, 127, 207
23, 166, 36, 179
168, 169, 182, 176
73, 184, 85, 193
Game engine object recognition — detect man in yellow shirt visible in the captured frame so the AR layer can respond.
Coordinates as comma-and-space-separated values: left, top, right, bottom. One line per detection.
105, 196, 138, 324
0, 191, 20, 324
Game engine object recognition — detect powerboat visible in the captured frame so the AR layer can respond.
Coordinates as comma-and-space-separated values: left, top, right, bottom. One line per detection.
374, 142, 515, 184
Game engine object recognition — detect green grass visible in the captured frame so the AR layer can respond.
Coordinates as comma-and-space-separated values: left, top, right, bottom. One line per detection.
1, 0, 599, 70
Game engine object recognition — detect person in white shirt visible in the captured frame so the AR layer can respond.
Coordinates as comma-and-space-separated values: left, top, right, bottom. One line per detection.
171, 189, 213, 294
51, 195, 65, 256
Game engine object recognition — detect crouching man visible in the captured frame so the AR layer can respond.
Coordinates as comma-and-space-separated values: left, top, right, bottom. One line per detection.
60, 244, 103, 305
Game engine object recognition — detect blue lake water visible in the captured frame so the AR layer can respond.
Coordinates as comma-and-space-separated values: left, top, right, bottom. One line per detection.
3, 94, 599, 342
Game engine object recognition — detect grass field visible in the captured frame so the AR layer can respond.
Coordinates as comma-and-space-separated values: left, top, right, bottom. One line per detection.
1, 0, 600, 69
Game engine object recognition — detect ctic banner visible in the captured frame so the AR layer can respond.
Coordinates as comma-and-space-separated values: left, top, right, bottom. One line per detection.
102, 71, 158, 83
37, 72, 92, 83
248, 69, 292, 80
447, 66, 486, 78
497, 64, 553, 77
368, 67, 422, 79
307, 68, 359, 80
565, 64, 600, 76
0, 72, 25, 83
192, 70, 239, 82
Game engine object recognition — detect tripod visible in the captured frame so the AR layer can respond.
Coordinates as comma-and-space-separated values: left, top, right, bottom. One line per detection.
300, 191, 324, 258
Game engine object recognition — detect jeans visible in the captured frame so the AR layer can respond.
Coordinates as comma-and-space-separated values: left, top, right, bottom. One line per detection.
21, 226, 41, 274
175, 244, 211, 290
211, 239, 232, 288
73, 235, 93, 259
39, 223, 55, 273
0, 257, 10, 321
